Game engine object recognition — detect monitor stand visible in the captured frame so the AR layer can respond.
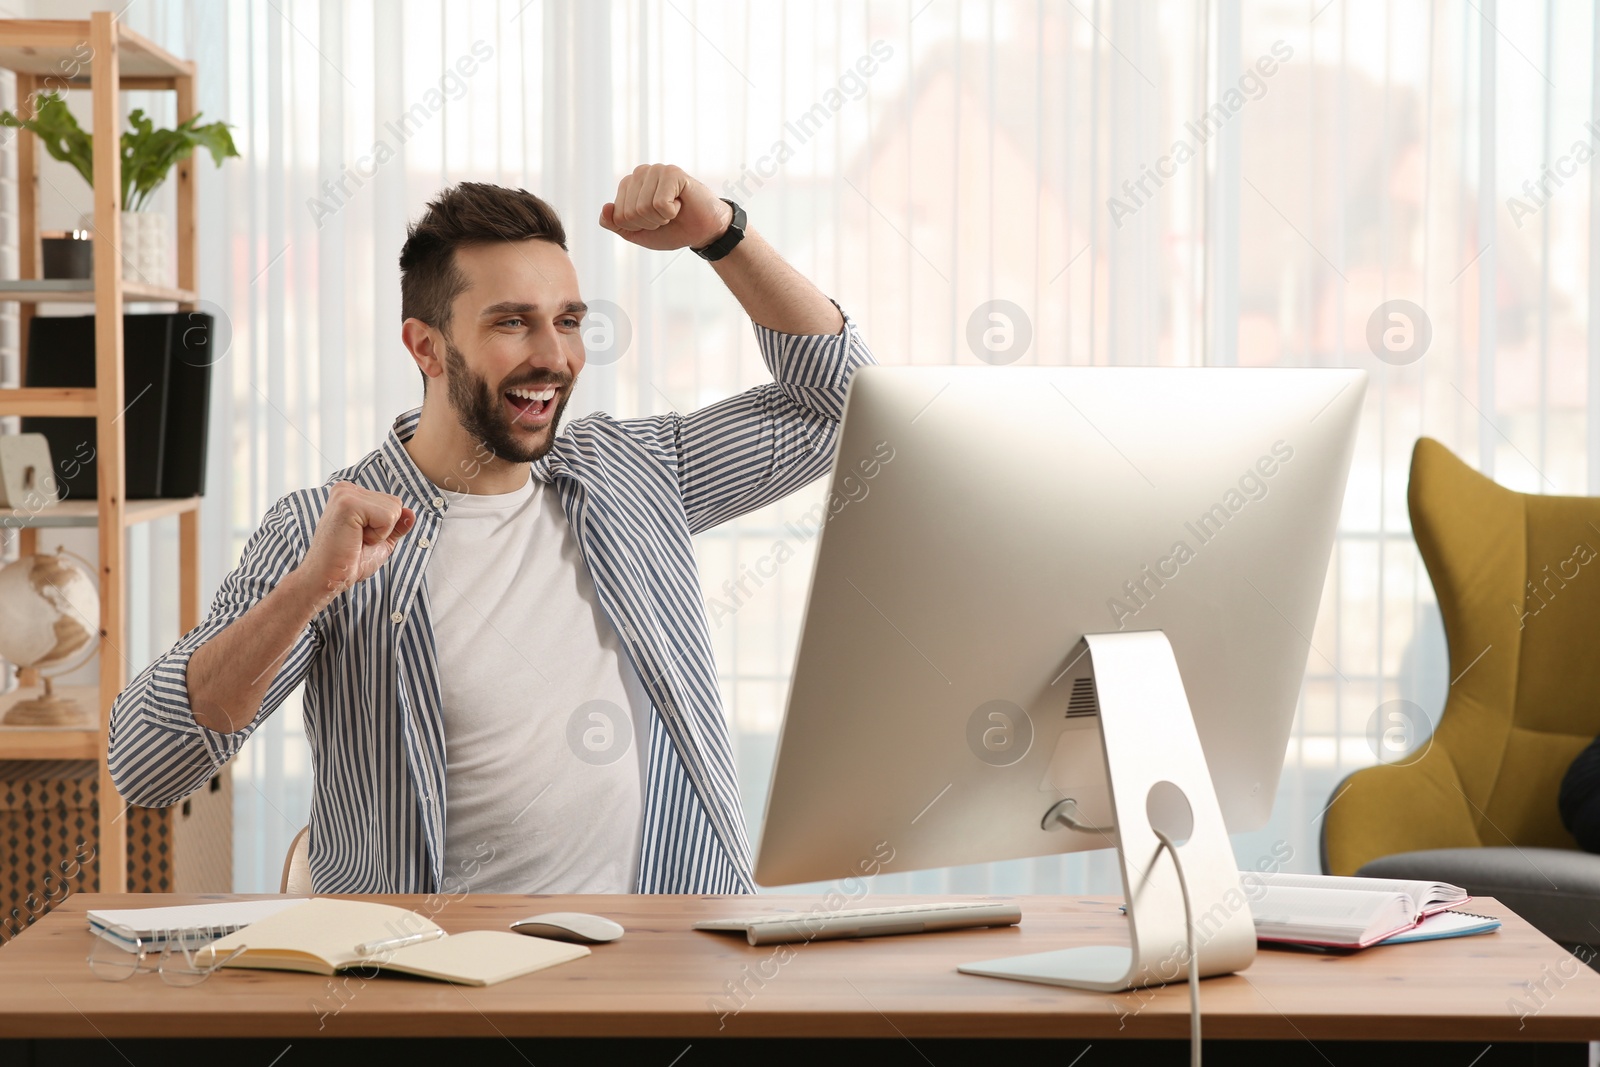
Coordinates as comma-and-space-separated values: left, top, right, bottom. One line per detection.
959, 630, 1257, 992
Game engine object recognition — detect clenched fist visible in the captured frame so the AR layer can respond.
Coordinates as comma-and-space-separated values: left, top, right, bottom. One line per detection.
598, 164, 733, 252
293, 481, 415, 610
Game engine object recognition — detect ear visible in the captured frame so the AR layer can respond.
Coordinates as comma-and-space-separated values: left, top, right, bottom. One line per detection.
402, 318, 446, 382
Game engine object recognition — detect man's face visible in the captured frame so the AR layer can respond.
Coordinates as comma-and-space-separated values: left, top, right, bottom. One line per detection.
436, 238, 587, 464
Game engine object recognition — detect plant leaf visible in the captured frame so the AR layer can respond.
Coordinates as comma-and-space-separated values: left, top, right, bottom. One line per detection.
0, 94, 94, 188
0, 92, 240, 209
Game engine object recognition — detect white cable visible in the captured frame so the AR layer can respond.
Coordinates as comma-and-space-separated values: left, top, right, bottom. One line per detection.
1051, 798, 1116, 835
1153, 829, 1200, 1067
1061, 801, 1198, 1061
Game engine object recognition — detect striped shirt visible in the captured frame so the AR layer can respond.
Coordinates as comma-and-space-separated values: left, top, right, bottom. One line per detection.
108, 309, 876, 894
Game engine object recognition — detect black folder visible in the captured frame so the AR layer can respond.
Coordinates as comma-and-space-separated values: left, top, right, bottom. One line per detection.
21, 311, 217, 501
162, 309, 215, 499
22, 314, 172, 500
20, 312, 217, 501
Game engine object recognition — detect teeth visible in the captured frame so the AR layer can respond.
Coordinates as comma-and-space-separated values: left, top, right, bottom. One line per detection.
507, 386, 556, 401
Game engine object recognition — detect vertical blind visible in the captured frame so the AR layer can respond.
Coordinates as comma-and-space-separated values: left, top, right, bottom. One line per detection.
9, 0, 1590, 892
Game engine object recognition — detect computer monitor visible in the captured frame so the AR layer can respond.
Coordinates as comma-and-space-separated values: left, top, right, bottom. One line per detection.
752, 365, 1366, 992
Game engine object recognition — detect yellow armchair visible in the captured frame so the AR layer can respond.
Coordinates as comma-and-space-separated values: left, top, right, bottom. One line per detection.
1321, 438, 1600, 945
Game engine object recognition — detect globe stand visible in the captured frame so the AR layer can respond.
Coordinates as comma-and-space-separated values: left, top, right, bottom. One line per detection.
0, 545, 101, 728
4, 675, 91, 727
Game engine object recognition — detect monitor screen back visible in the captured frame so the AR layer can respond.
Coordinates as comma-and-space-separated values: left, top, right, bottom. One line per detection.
753, 365, 1365, 887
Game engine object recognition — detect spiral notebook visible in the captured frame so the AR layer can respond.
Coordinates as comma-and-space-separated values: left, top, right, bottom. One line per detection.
88, 898, 312, 951
1377, 909, 1501, 944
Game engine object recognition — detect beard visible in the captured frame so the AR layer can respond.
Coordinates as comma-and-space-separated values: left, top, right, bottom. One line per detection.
443, 336, 573, 465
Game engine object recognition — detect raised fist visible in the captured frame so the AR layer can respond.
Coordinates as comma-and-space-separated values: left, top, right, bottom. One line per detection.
294, 481, 415, 610
599, 163, 733, 253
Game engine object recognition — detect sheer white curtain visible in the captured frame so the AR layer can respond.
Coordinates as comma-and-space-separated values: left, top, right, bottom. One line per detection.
54, 0, 1598, 891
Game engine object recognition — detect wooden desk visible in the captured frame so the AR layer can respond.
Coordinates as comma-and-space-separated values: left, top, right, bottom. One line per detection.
0, 893, 1596, 1059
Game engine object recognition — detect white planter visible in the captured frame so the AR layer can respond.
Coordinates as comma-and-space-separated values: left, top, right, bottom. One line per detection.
80, 210, 170, 286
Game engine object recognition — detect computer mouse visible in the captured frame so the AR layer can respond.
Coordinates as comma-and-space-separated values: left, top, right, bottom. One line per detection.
510, 911, 625, 944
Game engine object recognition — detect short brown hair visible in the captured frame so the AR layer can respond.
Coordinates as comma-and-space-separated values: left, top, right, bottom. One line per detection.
399, 181, 568, 338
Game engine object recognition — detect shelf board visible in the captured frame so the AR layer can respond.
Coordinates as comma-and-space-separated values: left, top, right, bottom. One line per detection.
0, 20, 194, 80
0, 387, 96, 417
0, 686, 100, 759
117, 497, 202, 525
0, 279, 196, 303
0, 497, 200, 528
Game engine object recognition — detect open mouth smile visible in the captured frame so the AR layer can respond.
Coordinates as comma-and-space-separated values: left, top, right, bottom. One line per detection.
504, 385, 559, 426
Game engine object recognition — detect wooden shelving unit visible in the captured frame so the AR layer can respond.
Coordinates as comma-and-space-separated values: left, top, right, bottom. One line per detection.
0, 14, 204, 894
0, 686, 98, 759
0, 495, 200, 528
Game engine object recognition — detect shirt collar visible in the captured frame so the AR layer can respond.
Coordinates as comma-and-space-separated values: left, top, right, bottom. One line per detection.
376, 408, 434, 507
377, 406, 567, 508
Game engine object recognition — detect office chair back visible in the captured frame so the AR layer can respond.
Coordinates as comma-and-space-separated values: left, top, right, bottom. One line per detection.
280, 825, 311, 895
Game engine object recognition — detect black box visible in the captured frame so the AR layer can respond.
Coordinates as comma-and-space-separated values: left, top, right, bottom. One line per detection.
20, 312, 213, 500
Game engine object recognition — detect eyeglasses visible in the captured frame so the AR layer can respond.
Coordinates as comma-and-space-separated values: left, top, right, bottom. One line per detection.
87, 926, 247, 987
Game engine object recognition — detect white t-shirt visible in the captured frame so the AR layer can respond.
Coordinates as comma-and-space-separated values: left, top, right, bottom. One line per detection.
427, 472, 652, 893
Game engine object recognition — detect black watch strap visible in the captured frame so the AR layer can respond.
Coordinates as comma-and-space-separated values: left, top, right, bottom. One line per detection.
693, 199, 747, 262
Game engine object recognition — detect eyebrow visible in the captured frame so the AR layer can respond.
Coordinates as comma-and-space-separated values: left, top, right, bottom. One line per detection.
478, 300, 587, 319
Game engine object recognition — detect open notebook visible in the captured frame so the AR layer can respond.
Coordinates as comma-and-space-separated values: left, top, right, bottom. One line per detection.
198, 898, 590, 986
1246, 871, 1478, 948
1249, 871, 1469, 914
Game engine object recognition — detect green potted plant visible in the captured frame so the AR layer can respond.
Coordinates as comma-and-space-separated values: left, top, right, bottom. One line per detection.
0, 92, 239, 285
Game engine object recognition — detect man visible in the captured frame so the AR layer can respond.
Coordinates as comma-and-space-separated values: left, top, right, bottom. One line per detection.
108, 164, 876, 894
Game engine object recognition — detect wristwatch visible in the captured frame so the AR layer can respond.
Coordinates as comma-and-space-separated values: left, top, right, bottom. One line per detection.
693, 199, 747, 262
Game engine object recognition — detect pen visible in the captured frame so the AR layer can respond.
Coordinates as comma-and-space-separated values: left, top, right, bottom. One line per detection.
356, 929, 446, 955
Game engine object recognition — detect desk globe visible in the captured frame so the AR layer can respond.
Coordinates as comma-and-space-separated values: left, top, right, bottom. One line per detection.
0, 548, 99, 726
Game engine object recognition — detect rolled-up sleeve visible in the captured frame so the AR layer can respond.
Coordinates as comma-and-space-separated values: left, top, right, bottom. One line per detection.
108, 494, 321, 808
621, 302, 878, 535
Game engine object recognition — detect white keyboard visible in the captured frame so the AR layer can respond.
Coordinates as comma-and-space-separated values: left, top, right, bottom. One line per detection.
693, 900, 1021, 945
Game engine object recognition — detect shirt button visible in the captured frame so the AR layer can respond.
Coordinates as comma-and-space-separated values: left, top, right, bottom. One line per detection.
432, 496, 445, 508
391, 611, 404, 624
419, 537, 431, 548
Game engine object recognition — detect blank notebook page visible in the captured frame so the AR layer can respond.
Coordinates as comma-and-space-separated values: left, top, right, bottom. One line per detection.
207, 898, 442, 970
379, 929, 590, 985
